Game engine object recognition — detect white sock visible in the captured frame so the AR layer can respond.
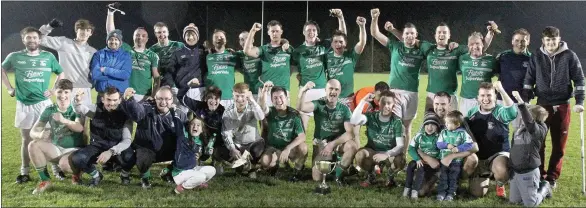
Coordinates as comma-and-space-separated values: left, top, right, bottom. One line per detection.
20, 166, 29, 175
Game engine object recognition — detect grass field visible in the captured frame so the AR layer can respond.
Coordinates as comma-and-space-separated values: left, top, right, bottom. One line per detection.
2, 72, 586, 207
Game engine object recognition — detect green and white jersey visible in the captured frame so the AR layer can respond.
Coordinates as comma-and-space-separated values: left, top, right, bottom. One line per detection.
1, 50, 63, 105
326, 49, 360, 98
149, 40, 184, 81
438, 128, 473, 161
258, 44, 294, 91
426, 45, 468, 95
266, 107, 305, 150
459, 53, 498, 99
122, 43, 160, 95
410, 131, 440, 159
466, 104, 518, 124
387, 38, 434, 92
38, 104, 84, 148
235, 50, 262, 94
206, 50, 237, 100
312, 100, 351, 141
365, 112, 404, 152
293, 43, 328, 89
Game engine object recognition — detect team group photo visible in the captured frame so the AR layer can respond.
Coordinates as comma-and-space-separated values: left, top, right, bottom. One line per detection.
1, 1, 585, 207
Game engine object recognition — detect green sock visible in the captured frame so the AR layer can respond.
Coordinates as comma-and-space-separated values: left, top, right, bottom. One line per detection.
90, 170, 100, 178
36, 167, 50, 181
142, 170, 151, 179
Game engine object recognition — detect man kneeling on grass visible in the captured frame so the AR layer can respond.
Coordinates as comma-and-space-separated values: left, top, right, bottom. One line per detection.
258, 84, 308, 181
28, 79, 85, 194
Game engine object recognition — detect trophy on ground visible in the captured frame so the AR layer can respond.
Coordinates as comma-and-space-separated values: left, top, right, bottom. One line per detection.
314, 161, 337, 195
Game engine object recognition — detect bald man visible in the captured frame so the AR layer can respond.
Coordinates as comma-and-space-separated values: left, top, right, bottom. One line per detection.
297, 79, 357, 185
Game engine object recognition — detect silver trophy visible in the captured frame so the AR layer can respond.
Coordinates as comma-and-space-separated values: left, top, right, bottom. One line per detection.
314, 161, 337, 195
107, 2, 125, 15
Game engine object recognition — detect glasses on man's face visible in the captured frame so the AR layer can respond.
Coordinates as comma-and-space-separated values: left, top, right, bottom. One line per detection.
156, 97, 173, 102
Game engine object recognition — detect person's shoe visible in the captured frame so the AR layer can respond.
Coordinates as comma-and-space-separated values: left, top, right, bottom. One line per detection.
496, 184, 506, 198
101, 161, 114, 172
174, 185, 185, 194
360, 173, 376, 187
197, 183, 209, 189
141, 178, 152, 189
547, 179, 557, 189
71, 174, 82, 185
410, 190, 419, 199
385, 178, 397, 188
436, 194, 445, 201
32, 181, 52, 194
247, 171, 257, 179
120, 175, 131, 185
159, 169, 174, 184
346, 166, 359, 177
402, 188, 411, 197
445, 194, 454, 201
539, 181, 553, 199
214, 162, 224, 176
267, 166, 279, 177
335, 177, 348, 187
55, 171, 66, 181
16, 174, 31, 184
289, 169, 302, 182
374, 164, 382, 175
88, 172, 103, 187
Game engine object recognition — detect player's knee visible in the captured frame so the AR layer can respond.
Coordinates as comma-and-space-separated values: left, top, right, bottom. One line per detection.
260, 154, 271, 168
297, 143, 308, 155
58, 156, 73, 173
202, 166, 216, 179
70, 151, 87, 168
27, 140, 39, 152
463, 154, 478, 174
354, 149, 367, 162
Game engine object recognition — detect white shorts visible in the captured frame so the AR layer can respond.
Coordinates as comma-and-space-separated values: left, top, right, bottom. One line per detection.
49, 144, 78, 163
173, 166, 216, 189
391, 89, 419, 120
427, 92, 458, 111
15, 99, 52, 129
459, 98, 478, 115
72, 88, 93, 106
497, 100, 522, 132
220, 100, 234, 108
133, 94, 146, 102
186, 87, 205, 101
300, 87, 326, 117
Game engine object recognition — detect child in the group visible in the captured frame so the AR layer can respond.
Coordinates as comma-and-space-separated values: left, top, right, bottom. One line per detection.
172, 116, 217, 194
508, 91, 552, 206
404, 112, 442, 199
436, 110, 474, 201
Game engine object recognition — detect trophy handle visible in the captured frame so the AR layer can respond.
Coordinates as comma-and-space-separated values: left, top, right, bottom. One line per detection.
328, 162, 338, 175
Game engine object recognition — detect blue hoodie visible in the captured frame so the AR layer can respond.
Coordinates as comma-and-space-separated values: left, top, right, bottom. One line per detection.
90, 47, 132, 93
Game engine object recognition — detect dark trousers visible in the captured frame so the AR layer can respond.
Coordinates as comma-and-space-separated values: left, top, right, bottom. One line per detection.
540, 104, 571, 181
120, 144, 176, 177
215, 139, 265, 164
437, 162, 462, 195
405, 160, 436, 190
70, 144, 133, 174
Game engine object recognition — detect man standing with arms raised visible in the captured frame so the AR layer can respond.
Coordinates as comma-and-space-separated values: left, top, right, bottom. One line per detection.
149, 22, 184, 90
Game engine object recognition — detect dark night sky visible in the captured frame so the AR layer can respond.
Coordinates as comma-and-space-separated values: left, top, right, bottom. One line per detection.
2, 1, 585, 72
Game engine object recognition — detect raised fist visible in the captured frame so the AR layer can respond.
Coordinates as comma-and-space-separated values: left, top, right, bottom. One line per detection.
370, 8, 380, 18
49, 18, 63, 28
384, 21, 395, 32
252, 23, 262, 32
356, 16, 366, 26
329, 9, 343, 18
123, 88, 136, 100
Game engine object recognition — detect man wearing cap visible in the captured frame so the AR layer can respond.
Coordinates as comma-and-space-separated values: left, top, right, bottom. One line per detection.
90, 29, 132, 102
167, 23, 208, 112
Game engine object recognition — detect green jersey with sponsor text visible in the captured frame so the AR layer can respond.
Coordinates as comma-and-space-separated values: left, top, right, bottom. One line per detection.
39, 104, 84, 148
312, 100, 351, 141
266, 107, 305, 150
1, 50, 63, 105
293, 43, 328, 89
258, 44, 294, 91
426, 45, 467, 95
149, 41, 184, 86
122, 42, 160, 95
326, 49, 360, 98
235, 50, 262, 94
387, 38, 434, 92
365, 112, 403, 151
206, 50, 237, 100
459, 53, 498, 99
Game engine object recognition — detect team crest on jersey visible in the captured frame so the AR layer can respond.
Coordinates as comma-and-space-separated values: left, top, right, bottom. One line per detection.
481, 61, 487, 67
17, 60, 26, 65
487, 121, 494, 130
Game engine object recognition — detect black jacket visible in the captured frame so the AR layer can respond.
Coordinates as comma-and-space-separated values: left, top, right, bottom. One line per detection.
173, 114, 200, 171
509, 103, 548, 173
523, 42, 585, 105
166, 44, 208, 99
89, 103, 129, 150
120, 98, 187, 151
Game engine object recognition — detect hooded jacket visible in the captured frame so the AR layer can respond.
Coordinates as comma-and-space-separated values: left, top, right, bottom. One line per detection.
509, 103, 548, 173
523, 41, 585, 105
166, 44, 208, 99
90, 47, 132, 93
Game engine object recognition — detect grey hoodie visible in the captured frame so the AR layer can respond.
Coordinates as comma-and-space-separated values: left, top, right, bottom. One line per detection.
509, 103, 548, 173
523, 41, 585, 105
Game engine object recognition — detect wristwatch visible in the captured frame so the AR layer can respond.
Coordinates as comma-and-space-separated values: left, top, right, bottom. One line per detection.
109, 149, 117, 156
